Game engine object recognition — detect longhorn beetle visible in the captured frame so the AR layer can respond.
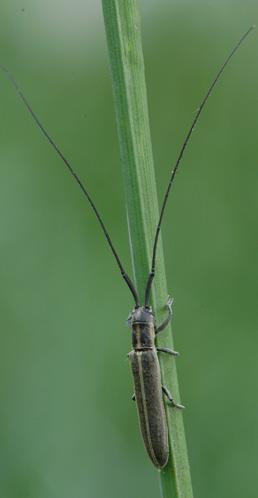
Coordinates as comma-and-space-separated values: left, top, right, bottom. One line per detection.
0, 26, 254, 468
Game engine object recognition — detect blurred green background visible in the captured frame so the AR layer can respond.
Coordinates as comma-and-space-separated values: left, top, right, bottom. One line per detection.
0, 1, 258, 497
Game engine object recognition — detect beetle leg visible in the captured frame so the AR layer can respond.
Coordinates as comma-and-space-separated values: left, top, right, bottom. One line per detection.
132, 393, 136, 401
155, 296, 174, 334
157, 347, 179, 356
162, 385, 185, 409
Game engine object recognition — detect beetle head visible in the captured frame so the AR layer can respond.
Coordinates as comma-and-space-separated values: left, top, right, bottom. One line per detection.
127, 305, 155, 327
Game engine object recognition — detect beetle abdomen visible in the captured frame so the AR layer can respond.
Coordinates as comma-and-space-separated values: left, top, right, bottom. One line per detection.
129, 349, 169, 468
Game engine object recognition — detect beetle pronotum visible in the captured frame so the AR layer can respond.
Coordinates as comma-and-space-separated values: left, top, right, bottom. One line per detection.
0, 26, 254, 468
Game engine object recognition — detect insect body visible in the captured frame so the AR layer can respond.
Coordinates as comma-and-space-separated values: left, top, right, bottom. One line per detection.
0, 26, 254, 468
128, 301, 182, 468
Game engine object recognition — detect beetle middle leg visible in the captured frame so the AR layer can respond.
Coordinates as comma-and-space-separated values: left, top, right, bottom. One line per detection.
162, 385, 185, 409
157, 347, 179, 356
155, 296, 174, 334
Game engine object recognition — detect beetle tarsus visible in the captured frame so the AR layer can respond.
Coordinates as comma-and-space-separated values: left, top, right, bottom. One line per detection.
166, 296, 173, 314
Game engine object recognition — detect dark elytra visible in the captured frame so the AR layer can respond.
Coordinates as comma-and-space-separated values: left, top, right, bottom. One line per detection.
129, 306, 169, 468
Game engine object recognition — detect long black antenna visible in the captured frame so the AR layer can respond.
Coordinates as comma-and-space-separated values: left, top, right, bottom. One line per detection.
144, 25, 255, 306
0, 64, 140, 307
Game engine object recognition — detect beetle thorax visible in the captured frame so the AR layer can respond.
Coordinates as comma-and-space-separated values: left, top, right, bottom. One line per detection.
130, 306, 155, 350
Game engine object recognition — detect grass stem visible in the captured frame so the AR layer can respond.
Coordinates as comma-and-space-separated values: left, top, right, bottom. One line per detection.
101, 2, 193, 497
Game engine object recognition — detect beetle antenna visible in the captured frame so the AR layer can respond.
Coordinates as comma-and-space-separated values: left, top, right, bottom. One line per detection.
0, 64, 140, 307
144, 25, 255, 306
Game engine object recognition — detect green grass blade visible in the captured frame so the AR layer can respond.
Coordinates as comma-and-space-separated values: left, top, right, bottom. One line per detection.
101, 1, 193, 497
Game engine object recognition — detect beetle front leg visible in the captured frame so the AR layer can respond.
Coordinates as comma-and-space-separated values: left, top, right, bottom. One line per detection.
155, 296, 174, 334
162, 385, 185, 409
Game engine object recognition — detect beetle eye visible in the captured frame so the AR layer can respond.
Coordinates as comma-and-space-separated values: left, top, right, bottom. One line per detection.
126, 313, 132, 327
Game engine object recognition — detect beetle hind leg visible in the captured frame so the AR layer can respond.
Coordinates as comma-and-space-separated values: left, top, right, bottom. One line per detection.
162, 385, 185, 409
